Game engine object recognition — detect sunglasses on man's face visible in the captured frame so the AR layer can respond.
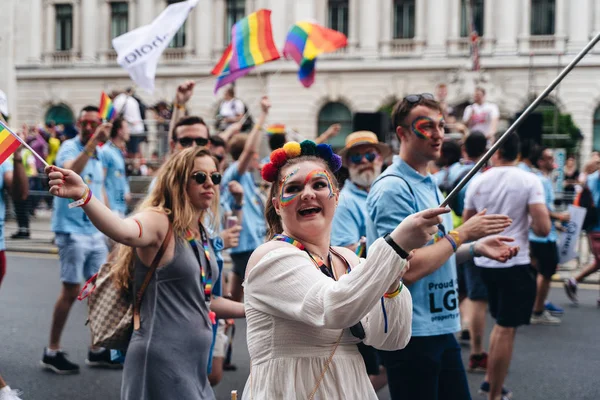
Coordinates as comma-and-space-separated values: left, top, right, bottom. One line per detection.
81, 120, 100, 129
404, 93, 435, 104
191, 171, 222, 185
349, 152, 378, 165
177, 137, 209, 148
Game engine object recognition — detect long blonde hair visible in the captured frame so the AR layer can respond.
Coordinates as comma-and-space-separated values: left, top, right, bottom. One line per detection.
113, 147, 220, 290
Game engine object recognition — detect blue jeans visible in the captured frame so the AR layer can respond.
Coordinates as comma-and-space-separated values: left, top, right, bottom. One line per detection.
379, 333, 471, 400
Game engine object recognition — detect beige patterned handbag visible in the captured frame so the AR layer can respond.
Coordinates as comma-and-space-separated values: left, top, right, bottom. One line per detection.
78, 223, 172, 350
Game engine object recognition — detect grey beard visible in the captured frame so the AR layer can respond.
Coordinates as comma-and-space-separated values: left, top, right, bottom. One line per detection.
350, 166, 382, 188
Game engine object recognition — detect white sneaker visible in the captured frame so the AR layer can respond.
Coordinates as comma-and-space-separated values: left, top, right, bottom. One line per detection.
530, 310, 561, 325
0, 386, 23, 400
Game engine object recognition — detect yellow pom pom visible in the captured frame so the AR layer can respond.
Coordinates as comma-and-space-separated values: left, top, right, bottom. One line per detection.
283, 142, 301, 158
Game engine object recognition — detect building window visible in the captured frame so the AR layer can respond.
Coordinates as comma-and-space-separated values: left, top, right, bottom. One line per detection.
167, 0, 186, 48
328, 0, 349, 37
460, 0, 484, 37
593, 107, 600, 152
55, 4, 73, 51
317, 102, 353, 149
393, 0, 415, 39
45, 104, 75, 125
110, 2, 129, 40
531, 0, 555, 35
226, 0, 245, 44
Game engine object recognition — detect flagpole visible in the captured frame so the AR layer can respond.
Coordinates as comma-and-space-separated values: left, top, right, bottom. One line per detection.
440, 31, 600, 208
0, 120, 49, 168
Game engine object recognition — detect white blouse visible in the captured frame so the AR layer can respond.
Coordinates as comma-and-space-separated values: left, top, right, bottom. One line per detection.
242, 238, 413, 399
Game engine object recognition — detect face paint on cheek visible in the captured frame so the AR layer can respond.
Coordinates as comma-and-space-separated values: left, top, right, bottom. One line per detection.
279, 168, 300, 208
411, 116, 435, 140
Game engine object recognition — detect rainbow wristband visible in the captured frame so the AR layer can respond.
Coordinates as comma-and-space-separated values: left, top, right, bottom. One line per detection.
444, 234, 458, 252
384, 283, 403, 299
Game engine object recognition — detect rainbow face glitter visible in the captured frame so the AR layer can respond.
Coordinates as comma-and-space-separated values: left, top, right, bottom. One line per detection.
279, 168, 336, 208
411, 115, 444, 140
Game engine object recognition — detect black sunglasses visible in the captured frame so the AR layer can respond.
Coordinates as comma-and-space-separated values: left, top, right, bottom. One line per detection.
177, 137, 209, 148
191, 171, 222, 185
404, 93, 435, 104
349, 152, 378, 165
214, 154, 224, 163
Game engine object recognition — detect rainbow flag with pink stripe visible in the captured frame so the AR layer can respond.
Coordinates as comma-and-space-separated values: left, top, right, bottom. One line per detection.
284, 22, 347, 88
99, 91, 116, 121
212, 9, 280, 93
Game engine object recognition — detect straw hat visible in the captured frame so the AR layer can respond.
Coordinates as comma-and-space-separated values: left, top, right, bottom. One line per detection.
338, 131, 392, 167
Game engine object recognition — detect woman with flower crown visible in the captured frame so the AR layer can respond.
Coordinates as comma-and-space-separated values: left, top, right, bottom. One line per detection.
238, 139, 447, 399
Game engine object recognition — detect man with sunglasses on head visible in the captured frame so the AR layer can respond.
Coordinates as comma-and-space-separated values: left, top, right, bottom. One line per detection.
42, 105, 119, 374
367, 94, 514, 400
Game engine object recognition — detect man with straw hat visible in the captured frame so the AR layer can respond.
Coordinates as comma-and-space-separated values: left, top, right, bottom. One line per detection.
332, 130, 392, 391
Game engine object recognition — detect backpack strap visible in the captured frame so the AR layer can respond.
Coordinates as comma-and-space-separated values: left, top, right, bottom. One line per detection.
133, 221, 173, 330
377, 174, 417, 209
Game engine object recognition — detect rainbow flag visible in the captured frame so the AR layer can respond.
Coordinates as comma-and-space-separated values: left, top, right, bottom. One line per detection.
0, 121, 22, 165
266, 124, 286, 135
283, 22, 347, 87
229, 9, 280, 71
211, 43, 254, 93
99, 91, 116, 121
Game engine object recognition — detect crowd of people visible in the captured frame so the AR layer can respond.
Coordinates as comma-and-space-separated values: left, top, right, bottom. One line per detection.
0, 80, 599, 400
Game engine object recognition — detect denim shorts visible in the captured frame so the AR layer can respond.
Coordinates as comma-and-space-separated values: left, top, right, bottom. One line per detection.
55, 232, 108, 284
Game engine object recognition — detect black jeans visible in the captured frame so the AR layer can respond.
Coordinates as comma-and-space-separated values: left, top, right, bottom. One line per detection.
379, 334, 471, 400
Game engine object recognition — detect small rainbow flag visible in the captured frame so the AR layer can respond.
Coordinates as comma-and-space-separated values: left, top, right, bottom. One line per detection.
211, 43, 254, 93
0, 121, 23, 165
266, 124, 286, 135
99, 91, 116, 121
229, 9, 280, 72
283, 22, 347, 88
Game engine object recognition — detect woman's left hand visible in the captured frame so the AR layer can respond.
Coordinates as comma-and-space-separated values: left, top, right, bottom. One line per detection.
474, 236, 520, 263
458, 209, 512, 242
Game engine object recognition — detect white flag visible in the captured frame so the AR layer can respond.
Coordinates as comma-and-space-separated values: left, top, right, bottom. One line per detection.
558, 205, 587, 265
0, 90, 8, 117
112, 0, 199, 93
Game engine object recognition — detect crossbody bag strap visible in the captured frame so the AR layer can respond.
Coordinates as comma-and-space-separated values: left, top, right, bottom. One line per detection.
133, 221, 173, 330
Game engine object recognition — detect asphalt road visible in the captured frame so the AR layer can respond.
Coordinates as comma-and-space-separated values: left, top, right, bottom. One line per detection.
1, 253, 599, 400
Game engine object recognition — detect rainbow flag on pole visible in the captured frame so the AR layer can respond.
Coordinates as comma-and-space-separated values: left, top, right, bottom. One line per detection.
99, 91, 116, 121
212, 9, 280, 93
284, 22, 347, 87
0, 121, 23, 165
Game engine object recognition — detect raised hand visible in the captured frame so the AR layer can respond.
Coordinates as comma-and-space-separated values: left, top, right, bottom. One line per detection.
92, 122, 112, 144
260, 96, 271, 114
45, 165, 87, 200
175, 80, 196, 105
228, 181, 244, 204
458, 209, 512, 242
390, 207, 450, 252
474, 236, 519, 263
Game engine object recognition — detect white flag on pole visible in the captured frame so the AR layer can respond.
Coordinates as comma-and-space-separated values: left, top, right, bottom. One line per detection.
557, 205, 587, 265
0, 90, 8, 116
112, 0, 199, 93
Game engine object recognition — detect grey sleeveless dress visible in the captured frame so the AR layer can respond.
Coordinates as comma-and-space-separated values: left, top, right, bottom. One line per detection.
121, 236, 218, 400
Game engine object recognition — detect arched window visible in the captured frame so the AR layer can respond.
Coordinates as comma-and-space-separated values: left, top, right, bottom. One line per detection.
45, 104, 75, 125
317, 102, 352, 148
593, 107, 600, 152
537, 99, 559, 137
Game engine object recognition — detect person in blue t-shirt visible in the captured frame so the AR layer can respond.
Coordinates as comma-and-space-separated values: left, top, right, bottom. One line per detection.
220, 96, 270, 303
42, 105, 116, 374
529, 147, 570, 324
366, 94, 514, 400
100, 118, 131, 217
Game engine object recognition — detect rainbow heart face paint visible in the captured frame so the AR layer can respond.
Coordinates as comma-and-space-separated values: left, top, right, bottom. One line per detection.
279, 168, 336, 208
411, 115, 445, 140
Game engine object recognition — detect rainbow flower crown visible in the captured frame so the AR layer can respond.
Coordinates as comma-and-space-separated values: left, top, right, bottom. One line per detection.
261, 140, 342, 183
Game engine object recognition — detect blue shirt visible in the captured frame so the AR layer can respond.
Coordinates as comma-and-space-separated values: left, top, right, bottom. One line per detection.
367, 156, 460, 337
331, 180, 368, 247
0, 159, 14, 250
51, 137, 106, 235
529, 172, 558, 242
100, 142, 130, 215
221, 162, 265, 253
587, 171, 600, 232
452, 161, 477, 217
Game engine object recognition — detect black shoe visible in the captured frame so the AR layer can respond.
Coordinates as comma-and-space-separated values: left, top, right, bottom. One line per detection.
40, 349, 80, 374
10, 231, 30, 240
85, 349, 123, 369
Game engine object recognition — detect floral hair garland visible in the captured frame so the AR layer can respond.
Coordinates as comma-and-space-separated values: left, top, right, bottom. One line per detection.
261, 140, 342, 183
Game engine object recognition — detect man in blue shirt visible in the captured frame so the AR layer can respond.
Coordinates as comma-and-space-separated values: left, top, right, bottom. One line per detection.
220, 97, 270, 302
367, 95, 484, 400
333, 131, 390, 254
42, 105, 117, 374
100, 118, 131, 217
529, 147, 570, 324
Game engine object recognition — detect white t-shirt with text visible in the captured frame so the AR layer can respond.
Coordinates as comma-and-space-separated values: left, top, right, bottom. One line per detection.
464, 166, 545, 268
462, 102, 499, 137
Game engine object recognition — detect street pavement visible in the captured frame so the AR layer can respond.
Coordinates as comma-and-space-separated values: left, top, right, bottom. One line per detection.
1, 253, 600, 400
